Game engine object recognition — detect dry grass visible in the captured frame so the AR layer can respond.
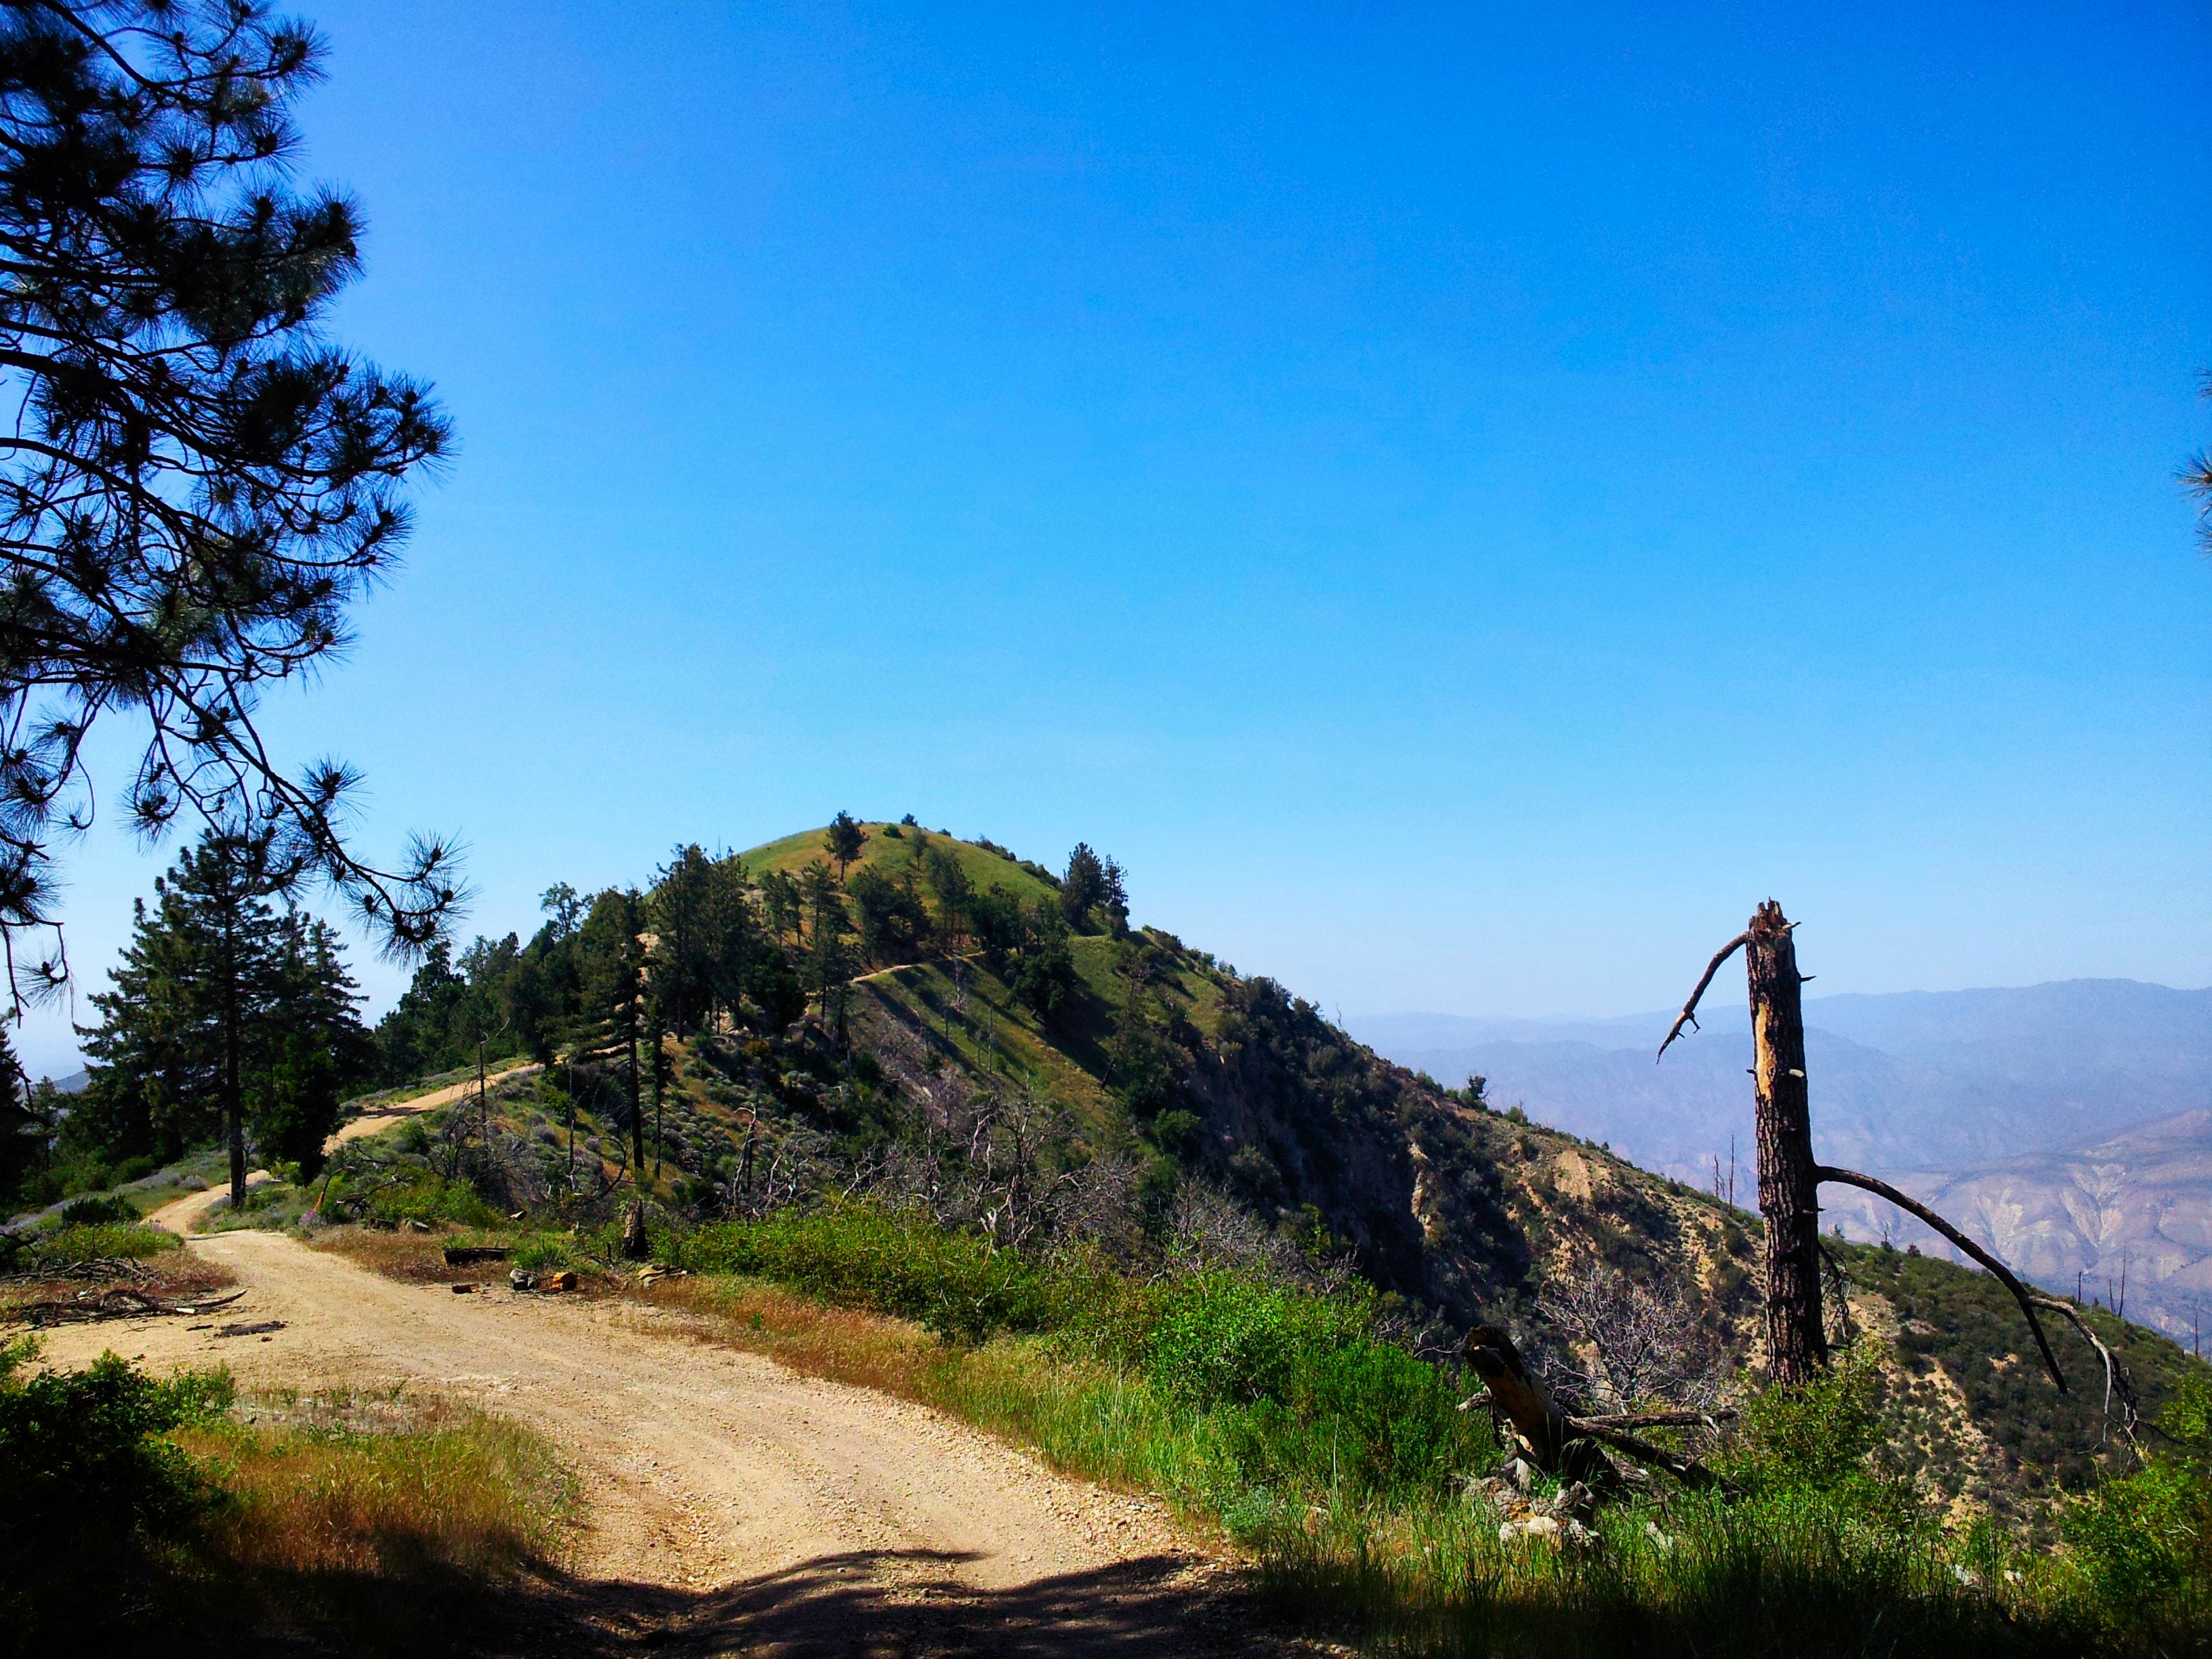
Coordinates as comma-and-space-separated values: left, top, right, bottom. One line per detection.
642, 1274, 944, 1399
182, 1387, 575, 1581
312, 1225, 528, 1287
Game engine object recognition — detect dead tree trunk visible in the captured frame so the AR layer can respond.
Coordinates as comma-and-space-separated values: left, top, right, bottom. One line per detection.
1660, 902, 1824, 1385
1462, 1325, 1574, 1465
1746, 903, 1826, 1387
1662, 901, 2081, 1404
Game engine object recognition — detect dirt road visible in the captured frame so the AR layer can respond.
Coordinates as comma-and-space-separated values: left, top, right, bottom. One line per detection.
43, 1222, 1290, 1656
331, 1062, 542, 1147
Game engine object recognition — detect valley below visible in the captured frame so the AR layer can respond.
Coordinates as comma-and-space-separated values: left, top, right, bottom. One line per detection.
1359, 979, 2212, 1343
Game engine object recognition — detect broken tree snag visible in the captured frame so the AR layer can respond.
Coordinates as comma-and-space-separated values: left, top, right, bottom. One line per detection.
619, 1200, 650, 1261
1462, 1324, 1574, 1467
1746, 902, 1827, 1387
1814, 1164, 2068, 1396
1462, 1326, 1729, 1490
1663, 905, 1827, 1385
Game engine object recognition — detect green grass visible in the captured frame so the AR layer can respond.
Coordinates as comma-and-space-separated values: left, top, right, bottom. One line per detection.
741, 822, 1063, 908
663, 1203, 2211, 1659
2, 1217, 183, 1270
201, 1179, 318, 1234
677, 1203, 1490, 1503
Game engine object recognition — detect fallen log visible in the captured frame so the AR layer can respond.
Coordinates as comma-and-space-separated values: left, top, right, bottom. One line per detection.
442, 1245, 509, 1265
1460, 1328, 1729, 1490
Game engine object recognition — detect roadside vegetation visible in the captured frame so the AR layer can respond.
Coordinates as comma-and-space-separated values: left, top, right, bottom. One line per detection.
651, 1206, 2212, 1658
0, 1334, 570, 1656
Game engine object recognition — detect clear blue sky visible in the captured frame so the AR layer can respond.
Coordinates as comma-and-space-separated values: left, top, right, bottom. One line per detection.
20, 1, 2212, 1076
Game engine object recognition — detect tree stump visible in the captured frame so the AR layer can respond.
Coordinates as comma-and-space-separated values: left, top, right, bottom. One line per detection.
619, 1200, 649, 1261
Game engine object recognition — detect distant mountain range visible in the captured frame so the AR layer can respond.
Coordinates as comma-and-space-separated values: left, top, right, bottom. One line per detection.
1354, 981, 2212, 1340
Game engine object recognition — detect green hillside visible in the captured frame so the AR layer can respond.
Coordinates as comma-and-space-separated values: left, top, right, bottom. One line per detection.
116, 820, 2208, 1530
689, 826, 2209, 1521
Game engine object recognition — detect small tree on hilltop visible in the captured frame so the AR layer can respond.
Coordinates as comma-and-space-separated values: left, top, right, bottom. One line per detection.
1100, 856, 1131, 936
1061, 844, 1107, 927
824, 813, 866, 878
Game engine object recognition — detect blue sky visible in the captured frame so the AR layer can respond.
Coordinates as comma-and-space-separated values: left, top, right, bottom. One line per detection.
19, 1, 2212, 1075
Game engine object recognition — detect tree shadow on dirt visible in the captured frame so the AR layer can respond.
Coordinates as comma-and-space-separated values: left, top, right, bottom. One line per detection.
493, 1547, 1316, 1658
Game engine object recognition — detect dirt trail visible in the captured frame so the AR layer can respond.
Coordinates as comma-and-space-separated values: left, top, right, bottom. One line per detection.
149, 1169, 273, 1235
331, 1061, 541, 1147
44, 1218, 1288, 1655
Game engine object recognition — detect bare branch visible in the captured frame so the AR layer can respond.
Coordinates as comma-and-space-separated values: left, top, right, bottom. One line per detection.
2027, 1292, 2142, 1439
1814, 1164, 2067, 1395
1572, 1408, 1738, 1430
1565, 1418, 1730, 1490
1656, 930, 1750, 1061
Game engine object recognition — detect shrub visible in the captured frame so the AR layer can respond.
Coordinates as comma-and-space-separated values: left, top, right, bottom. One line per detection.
344, 1169, 504, 1229
0, 1346, 231, 1552
1728, 1339, 1892, 1500
2062, 1374, 2212, 1618
1148, 1275, 1361, 1407
24, 1220, 181, 1267
57, 1193, 136, 1225
680, 1205, 1071, 1340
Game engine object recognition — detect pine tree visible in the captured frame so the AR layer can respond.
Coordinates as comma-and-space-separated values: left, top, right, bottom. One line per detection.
924, 844, 972, 951
649, 844, 760, 1034
249, 914, 371, 1178
1100, 857, 1131, 936
1061, 844, 1107, 927
800, 861, 853, 1029
823, 812, 866, 879
0, 1023, 39, 1205
79, 830, 285, 1207
75, 829, 369, 1200
0, 2, 459, 1006
577, 888, 648, 1177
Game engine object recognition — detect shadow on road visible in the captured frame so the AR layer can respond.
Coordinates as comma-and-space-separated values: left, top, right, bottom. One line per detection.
487, 1547, 1313, 1658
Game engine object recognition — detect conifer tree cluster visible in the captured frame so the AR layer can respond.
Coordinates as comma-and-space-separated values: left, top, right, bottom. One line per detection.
30, 820, 1134, 1206
69, 827, 370, 1204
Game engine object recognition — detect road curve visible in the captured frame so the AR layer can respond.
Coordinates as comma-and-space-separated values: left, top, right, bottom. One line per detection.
39, 1225, 1286, 1654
